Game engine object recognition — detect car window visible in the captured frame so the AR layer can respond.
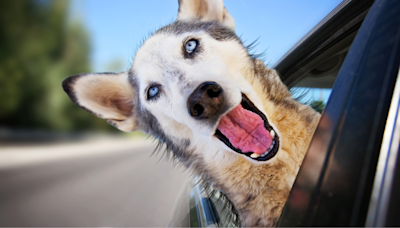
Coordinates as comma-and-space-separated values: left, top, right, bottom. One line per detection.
292, 87, 332, 113
274, 0, 372, 112
278, 0, 400, 226
289, 46, 348, 112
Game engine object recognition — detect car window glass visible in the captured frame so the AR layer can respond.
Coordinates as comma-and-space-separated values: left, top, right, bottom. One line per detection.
292, 87, 332, 113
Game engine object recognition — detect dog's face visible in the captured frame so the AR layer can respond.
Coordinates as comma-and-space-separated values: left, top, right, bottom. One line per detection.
134, 23, 244, 137
63, 0, 281, 167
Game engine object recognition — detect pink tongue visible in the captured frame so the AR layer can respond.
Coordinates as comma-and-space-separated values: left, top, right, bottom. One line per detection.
217, 104, 272, 154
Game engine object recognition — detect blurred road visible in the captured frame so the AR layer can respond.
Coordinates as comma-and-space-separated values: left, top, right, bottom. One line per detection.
0, 137, 191, 226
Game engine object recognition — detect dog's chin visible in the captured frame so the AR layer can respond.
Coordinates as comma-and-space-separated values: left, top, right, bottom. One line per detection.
214, 94, 280, 162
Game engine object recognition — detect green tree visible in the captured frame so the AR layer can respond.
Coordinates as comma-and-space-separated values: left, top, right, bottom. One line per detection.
0, 0, 114, 132
310, 100, 326, 113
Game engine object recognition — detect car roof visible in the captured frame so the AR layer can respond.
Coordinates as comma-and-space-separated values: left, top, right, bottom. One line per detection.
274, 0, 374, 89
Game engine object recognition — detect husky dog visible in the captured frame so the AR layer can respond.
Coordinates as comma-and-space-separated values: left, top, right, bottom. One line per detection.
62, 0, 320, 226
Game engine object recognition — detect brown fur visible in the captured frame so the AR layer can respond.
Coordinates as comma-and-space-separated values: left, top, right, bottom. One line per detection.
202, 60, 320, 226
177, 0, 235, 30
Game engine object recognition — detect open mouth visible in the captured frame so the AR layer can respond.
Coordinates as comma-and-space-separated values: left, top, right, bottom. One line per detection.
214, 94, 280, 161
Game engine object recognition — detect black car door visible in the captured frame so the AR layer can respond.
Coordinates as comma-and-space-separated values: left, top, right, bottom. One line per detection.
278, 0, 400, 226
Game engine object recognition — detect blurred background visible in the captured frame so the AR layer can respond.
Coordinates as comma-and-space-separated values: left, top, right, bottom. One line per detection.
0, 0, 341, 226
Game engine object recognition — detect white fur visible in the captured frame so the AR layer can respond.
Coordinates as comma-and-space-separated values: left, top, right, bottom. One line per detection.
132, 30, 279, 165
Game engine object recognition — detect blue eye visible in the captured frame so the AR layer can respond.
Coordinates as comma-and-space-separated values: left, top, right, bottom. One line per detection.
148, 86, 159, 99
185, 40, 197, 53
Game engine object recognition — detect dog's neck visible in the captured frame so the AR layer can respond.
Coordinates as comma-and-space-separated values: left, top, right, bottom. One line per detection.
201, 61, 320, 227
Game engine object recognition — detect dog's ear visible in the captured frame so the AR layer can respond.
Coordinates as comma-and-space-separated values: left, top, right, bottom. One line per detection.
62, 72, 139, 132
177, 0, 235, 30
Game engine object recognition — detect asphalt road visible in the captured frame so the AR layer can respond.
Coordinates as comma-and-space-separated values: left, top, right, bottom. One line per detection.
0, 138, 192, 226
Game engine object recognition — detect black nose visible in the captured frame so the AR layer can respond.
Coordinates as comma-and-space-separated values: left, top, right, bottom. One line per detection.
187, 82, 224, 119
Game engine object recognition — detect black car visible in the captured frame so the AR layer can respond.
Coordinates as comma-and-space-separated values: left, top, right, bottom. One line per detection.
171, 0, 400, 226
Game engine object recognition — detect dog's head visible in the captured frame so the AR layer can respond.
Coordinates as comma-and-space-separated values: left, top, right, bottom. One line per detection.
63, 0, 288, 166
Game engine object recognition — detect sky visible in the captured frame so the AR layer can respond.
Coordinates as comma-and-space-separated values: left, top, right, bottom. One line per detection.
69, 0, 342, 102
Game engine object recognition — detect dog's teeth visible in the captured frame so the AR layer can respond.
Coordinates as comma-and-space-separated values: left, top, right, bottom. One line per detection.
261, 151, 269, 157
270, 130, 275, 139
250, 153, 260, 158
269, 142, 274, 150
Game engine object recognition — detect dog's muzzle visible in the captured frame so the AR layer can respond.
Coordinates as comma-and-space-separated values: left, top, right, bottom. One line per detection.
187, 82, 224, 119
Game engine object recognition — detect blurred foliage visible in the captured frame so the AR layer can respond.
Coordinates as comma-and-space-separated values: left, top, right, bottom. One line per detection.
310, 100, 326, 113
0, 0, 116, 132
105, 58, 125, 72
